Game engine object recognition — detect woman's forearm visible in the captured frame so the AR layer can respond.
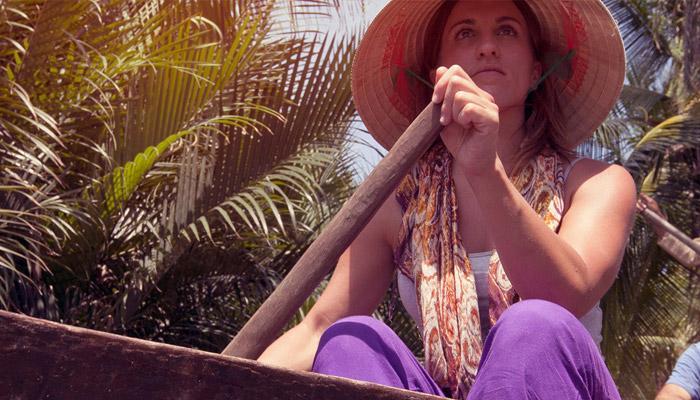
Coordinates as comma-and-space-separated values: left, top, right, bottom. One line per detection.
465, 157, 592, 316
257, 320, 323, 371
655, 384, 692, 400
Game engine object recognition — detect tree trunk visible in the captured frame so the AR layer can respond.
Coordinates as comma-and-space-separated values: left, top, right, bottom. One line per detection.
683, 0, 700, 96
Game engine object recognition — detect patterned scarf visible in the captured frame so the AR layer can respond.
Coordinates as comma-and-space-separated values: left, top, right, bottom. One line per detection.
393, 142, 568, 399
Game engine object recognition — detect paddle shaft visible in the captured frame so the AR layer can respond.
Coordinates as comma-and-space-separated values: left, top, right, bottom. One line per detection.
222, 103, 443, 359
640, 208, 700, 256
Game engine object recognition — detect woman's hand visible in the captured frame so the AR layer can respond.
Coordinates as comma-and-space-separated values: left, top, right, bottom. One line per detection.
432, 65, 500, 176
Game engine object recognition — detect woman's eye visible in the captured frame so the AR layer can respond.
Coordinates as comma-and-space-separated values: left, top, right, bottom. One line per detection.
456, 29, 474, 39
498, 26, 517, 36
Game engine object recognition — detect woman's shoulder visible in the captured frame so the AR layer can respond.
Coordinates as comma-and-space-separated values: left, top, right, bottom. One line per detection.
564, 157, 631, 183
561, 157, 636, 215
536, 149, 625, 184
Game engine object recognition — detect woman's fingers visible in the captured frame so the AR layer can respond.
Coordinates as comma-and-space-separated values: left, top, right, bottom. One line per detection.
459, 103, 499, 136
431, 66, 450, 104
434, 66, 462, 125
433, 65, 494, 127
452, 91, 489, 128
432, 66, 448, 101
441, 68, 474, 125
442, 74, 461, 125
433, 65, 467, 102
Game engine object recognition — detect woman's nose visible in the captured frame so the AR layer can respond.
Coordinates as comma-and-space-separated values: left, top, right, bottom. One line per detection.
477, 38, 499, 58
479, 48, 498, 57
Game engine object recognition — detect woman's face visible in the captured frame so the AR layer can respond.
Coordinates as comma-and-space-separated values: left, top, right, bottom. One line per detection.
436, 0, 542, 110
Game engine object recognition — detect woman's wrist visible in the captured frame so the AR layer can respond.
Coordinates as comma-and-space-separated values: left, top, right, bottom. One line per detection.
459, 154, 504, 181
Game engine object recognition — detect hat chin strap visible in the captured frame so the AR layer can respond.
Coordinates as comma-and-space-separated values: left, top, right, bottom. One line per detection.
527, 48, 576, 94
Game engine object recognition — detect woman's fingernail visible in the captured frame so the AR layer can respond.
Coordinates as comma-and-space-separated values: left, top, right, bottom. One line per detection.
432, 94, 438, 103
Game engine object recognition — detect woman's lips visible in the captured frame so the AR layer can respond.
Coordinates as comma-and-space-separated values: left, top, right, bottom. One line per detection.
473, 68, 505, 77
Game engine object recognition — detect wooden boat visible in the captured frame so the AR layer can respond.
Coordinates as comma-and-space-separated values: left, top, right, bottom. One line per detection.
0, 310, 442, 399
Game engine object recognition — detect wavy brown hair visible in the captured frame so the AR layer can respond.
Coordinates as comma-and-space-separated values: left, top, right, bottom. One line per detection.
420, 0, 576, 175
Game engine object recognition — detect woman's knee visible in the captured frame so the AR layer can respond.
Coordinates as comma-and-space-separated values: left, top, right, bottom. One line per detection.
317, 315, 395, 354
313, 315, 405, 373
492, 299, 581, 343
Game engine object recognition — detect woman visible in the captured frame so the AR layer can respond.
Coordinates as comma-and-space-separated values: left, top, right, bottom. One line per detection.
258, 0, 637, 399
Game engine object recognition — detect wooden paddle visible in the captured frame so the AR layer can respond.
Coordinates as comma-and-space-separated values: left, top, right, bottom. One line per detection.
222, 103, 443, 359
639, 207, 700, 260
636, 192, 700, 268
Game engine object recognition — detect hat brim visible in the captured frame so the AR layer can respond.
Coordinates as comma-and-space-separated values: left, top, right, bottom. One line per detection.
351, 0, 626, 151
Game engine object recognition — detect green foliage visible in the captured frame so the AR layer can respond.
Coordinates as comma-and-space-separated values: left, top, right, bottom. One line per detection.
376, 2, 700, 378
2, 2, 698, 398
593, 2, 700, 398
0, 0, 363, 351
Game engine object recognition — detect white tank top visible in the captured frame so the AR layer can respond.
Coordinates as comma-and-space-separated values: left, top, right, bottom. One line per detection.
397, 258, 603, 349
396, 156, 604, 349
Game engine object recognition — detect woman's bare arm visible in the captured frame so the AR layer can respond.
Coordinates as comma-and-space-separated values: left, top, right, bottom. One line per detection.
464, 157, 637, 317
256, 195, 401, 371
655, 384, 692, 400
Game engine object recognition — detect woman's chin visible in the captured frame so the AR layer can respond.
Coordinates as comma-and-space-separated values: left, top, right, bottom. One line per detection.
472, 88, 522, 111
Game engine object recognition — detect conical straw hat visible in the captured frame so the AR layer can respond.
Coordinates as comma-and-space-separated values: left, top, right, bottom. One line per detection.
351, 0, 626, 150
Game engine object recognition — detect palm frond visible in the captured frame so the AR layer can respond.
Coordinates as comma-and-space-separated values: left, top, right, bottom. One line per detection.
603, 0, 679, 89
118, 143, 357, 348
0, 0, 370, 363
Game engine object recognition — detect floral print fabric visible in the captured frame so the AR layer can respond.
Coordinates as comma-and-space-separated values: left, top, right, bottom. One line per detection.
393, 141, 569, 398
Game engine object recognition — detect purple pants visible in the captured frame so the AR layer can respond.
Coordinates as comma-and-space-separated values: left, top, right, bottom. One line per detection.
311, 299, 621, 399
